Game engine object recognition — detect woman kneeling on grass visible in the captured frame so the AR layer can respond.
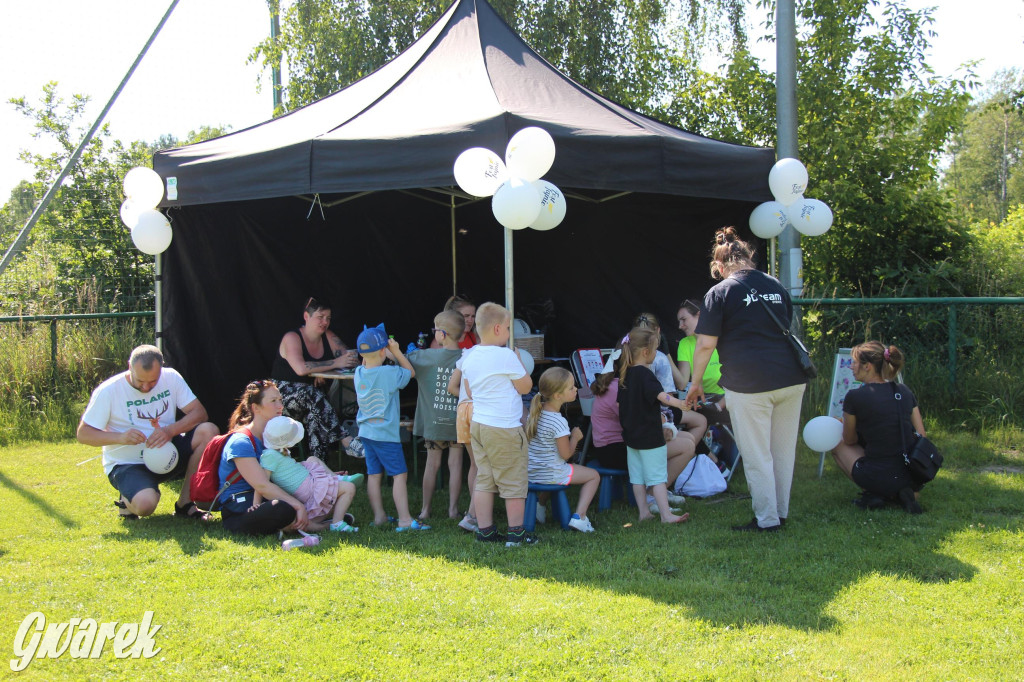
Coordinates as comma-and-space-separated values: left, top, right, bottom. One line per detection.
830, 342, 928, 514
526, 368, 599, 532
216, 380, 307, 536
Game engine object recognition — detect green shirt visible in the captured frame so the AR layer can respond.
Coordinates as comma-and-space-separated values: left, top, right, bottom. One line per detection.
676, 335, 723, 395
260, 448, 308, 495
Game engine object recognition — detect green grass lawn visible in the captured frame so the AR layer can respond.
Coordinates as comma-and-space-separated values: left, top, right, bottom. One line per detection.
1, 428, 1022, 680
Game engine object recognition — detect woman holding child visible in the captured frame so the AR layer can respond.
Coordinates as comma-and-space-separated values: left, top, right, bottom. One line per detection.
272, 297, 359, 461
830, 342, 927, 514
217, 380, 306, 536
685, 227, 808, 532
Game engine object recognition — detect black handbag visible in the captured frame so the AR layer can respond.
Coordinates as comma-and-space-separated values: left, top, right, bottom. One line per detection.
893, 383, 942, 482
748, 286, 818, 379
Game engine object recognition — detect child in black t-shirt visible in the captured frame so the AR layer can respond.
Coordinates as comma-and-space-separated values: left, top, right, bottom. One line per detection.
616, 326, 691, 524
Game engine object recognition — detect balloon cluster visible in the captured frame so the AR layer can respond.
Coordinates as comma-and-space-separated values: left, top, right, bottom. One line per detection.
749, 158, 833, 239
120, 167, 172, 255
453, 127, 567, 231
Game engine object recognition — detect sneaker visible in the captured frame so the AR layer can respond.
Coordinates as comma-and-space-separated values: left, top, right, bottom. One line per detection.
475, 526, 505, 543
344, 437, 365, 459
535, 501, 547, 525
648, 501, 682, 516
568, 514, 595, 533
505, 529, 539, 547
337, 473, 364, 486
329, 520, 359, 532
898, 487, 923, 515
666, 491, 686, 506
731, 517, 781, 532
853, 491, 887, 510
458, 515, 479, 533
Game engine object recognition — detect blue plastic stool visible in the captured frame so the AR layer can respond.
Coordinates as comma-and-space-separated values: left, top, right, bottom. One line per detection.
524, 483, 571, 531
586, 464, 634, 511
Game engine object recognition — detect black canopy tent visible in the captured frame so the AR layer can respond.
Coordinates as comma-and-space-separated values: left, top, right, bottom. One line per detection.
153, 0, 775, 427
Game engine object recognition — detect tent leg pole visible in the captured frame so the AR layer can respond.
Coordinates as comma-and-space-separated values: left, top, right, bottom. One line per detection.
451, 194, 457, 296
155, 252, 163, 352
505, 227, 514, 348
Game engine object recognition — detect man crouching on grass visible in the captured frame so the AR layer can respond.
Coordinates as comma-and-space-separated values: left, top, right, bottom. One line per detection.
77, 344, 218, 520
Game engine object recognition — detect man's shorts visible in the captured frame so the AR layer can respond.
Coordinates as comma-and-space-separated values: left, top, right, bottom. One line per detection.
424, 439, 460, 452
107, 430, 194, 502
470, 422, 528, 499
456, 401, 473, 444
361, 437, 407, 477
626, 444, 668, 487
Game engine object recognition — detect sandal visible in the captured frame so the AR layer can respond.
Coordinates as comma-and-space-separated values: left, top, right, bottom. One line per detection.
174, 501, 213, 522
395, 519, 431, 532
113, 500, 138, 521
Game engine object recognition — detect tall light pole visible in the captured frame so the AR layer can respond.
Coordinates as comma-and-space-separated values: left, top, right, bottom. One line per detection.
270, 0, 283, 114
776, 0, 802, 299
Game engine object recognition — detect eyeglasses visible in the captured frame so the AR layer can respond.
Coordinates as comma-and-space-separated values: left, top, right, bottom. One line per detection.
680, 299, 701, 315
431, 328, 447, 338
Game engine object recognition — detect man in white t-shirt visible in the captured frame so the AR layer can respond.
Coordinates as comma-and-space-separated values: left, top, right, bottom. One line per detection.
77, 345, 218, 520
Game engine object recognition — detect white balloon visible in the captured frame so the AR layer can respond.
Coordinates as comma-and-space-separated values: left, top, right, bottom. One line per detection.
768, 158, 808, 206
123, 167, 164, 208
529, 180, 566, 230
748, 201, 790, 239
505, 127, 555, 182
131, 210, 173, 255
790, 198, 834, 236
802, 416, 844, 452
453, 147, 507, 197
516, 347, 535, 376
491, 177, 541, 230
142, 441, 179, 474
119, 199, 143, 228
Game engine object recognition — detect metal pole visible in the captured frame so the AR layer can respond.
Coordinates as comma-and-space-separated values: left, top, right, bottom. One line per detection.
451, 195, 457, 296
270, 0, 283, 114
505, 227, 515, 348
776, 0, 802, 300
947, 304, 957, 392
0, 0, 181, 277
155, 252, 163, 352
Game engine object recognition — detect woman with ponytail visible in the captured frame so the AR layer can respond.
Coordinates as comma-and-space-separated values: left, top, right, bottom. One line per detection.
831, 342, 928, 514
526, 368, 599, 532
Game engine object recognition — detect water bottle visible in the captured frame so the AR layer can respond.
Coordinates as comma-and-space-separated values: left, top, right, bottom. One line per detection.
281, 535, 320, 550
416, 332, 430, 349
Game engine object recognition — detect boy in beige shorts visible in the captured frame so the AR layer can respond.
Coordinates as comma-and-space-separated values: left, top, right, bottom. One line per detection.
459, 303, 535, 546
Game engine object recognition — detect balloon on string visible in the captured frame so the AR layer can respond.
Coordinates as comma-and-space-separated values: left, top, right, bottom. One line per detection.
790, 198, 834, 236
748, 201, 790, 239
123, 167, 164, 208
768, 158, 808, 206
453, 147, 507, 197
505, 127, 555, 182
119, 199, 143, 229
802, 416, 844, 452
131, 210, 173, 255
491, 177, 541, 230
142, 441, 179, 474
529, 180, 566, 230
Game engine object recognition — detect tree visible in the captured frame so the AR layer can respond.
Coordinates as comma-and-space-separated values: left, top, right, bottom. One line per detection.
945, 69, 1024, 225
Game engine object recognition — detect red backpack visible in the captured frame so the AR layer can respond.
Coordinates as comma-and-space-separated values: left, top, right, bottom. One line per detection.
190, 428, 257, 512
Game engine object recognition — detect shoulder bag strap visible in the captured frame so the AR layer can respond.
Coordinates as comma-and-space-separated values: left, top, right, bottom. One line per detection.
891, 382, 910, 460
211, 427, 258, 511
748, 286, 811, 353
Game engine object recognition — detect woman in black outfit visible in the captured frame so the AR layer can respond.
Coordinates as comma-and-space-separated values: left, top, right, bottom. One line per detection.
831, 341, 927, 514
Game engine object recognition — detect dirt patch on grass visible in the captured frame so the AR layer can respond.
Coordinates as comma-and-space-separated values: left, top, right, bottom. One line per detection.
980, 465, 1024, 475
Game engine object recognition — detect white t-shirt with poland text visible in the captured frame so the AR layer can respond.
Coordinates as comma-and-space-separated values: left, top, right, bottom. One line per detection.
81, 368, 198, 474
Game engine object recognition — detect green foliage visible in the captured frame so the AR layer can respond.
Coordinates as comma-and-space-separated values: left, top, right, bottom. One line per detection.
945, 68, 1024, 225
1, 429, 1022, 677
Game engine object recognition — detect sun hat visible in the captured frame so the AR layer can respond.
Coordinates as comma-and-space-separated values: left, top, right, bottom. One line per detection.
264, 416, 304, 451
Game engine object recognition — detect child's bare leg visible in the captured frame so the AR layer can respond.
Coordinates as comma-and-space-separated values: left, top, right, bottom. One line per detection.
306, 515, 330, 532
368, 473, 388, 525
679, 410, 707, 443
573, 466, 600, 518
651, 483, 688, 523
447, 445, 463, 518
420, 447, 442, 520
634, 483, 654, 521
332, 480, 357, 523
505, 497, 525, 528
475, 490, 495, 529
392, 472, 413, 528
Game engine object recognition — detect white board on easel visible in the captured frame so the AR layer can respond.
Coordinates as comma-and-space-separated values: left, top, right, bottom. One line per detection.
827, 348, 861, 419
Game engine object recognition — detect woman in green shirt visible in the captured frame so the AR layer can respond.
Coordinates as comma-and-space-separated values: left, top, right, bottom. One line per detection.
676, 299, 723, 396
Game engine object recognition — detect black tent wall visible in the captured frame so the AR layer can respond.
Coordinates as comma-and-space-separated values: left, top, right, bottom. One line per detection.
162, 192, 761, 427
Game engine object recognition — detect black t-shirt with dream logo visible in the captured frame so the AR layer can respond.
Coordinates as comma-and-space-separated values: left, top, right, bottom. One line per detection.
695, 269, 807, 394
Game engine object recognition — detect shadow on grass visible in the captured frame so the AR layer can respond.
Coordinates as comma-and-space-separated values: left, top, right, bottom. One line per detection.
100, 514, 235, 556
0, 470, 79, 528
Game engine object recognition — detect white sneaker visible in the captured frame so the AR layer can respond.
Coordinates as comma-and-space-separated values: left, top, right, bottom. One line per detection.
535, 501, 547, 525
568, 515, 595, 533
344, 437, 365, 459
457, 515, 478, 533
666, 491, 686, 505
